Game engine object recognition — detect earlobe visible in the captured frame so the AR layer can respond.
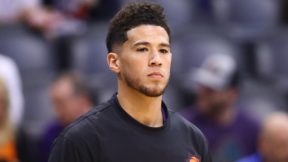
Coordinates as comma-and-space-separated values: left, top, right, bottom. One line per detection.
107, 52, 120, 73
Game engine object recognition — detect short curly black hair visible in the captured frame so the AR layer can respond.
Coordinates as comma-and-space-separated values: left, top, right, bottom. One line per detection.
106, 2, 171, 53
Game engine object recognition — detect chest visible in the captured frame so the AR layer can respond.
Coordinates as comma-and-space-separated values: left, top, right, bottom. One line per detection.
96, 126, 200, 162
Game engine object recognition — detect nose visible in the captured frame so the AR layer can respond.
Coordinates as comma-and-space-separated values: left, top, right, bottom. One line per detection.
149, 51, 162, 66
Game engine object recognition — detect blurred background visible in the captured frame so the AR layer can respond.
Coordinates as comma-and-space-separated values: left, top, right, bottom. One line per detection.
1, 0, 288, 162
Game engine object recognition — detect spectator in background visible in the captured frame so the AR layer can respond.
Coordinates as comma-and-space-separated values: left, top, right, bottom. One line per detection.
237, 112, 288, 162
181, 54, 259, 162
41, 0, 121, 22
0, 0, 39, 24
24, 0, 93, 38
40, 73, 94, 162
23, 0, 121, 71
0, 54, 24, 129
0, 78, 18, 162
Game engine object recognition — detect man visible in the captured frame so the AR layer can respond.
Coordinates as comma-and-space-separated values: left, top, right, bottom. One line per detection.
237, 112, 288, 162
49, 2, 211, 162
181, 54, 259, 162
41, 73, 94, 162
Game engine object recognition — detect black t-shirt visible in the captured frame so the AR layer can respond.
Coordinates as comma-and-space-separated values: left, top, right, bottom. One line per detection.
48, 95, 211, 162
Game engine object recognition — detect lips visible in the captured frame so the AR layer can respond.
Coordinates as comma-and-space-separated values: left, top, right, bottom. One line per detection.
148, 72, 163, 79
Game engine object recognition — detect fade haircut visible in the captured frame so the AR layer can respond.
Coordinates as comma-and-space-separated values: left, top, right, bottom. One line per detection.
106, 2, 171, 53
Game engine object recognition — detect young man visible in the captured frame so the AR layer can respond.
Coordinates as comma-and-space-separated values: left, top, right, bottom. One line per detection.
48, 2, 211, 162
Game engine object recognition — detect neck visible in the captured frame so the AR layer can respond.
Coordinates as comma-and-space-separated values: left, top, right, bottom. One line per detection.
117, 81, 163, 127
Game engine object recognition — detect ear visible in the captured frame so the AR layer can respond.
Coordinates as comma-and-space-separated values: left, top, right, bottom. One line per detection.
107, 52, 120, 73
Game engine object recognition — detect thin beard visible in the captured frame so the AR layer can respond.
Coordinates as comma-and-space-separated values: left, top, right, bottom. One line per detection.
123, 73, 167, 97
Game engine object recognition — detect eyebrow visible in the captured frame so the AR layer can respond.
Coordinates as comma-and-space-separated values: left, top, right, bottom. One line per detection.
133, 41, 170, 48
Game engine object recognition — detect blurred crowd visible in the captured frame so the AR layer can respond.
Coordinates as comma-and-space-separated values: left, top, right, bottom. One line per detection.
1, 0, 288, 162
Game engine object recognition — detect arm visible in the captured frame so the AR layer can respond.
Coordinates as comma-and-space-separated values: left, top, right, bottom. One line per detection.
193, 127, 212, 162
199, 136, 212, 162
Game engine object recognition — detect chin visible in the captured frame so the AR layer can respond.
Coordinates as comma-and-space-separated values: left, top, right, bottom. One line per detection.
139, 85, 166, 97
123, 74, 168, 97
144, 91, 163, 97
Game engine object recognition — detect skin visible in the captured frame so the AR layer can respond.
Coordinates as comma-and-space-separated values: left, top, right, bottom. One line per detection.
259, 113, 288, 162
196, 86, 237, 125
107, 25, 172, 127
49, 77, 92, 126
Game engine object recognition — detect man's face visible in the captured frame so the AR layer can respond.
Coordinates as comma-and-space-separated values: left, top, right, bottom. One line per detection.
50, 79, 85, 125
196, 86, 232, 116
261, 127, 288, 162
117, 25, 171, 97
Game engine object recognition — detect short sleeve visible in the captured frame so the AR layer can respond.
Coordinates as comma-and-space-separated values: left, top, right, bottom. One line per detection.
48, 135, 97, 162
186, 120, 212, 162
194, 128, 212, 162
199, 135, 212, 162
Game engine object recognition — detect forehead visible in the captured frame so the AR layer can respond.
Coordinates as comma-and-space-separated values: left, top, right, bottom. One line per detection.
126, 25, 170, 44
51, 79, 73, 94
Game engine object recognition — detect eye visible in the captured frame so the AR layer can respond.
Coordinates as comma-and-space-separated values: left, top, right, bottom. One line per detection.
159, 48, 169, 54
136, 47, 148, 52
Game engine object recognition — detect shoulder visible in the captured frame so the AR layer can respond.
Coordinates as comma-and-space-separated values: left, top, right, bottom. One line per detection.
48, 98, 117, 162
169, 110, 208, 144
58, 100, 113, 141
169, 109, 203, 132
169, 110, 211, 161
